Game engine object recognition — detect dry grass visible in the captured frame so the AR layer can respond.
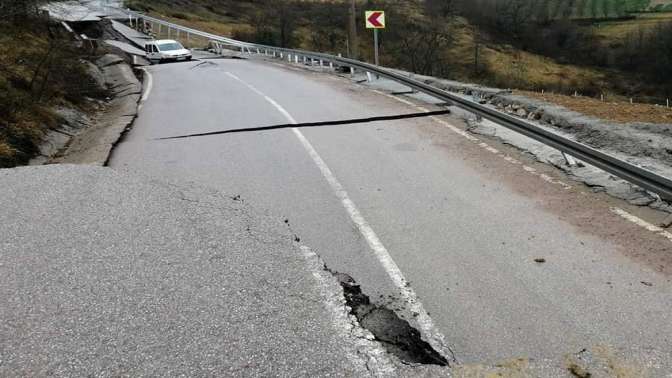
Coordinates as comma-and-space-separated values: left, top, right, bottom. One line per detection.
593, 12, 672, 42
482, 46, 608, 91
0, 22, 105, 167
518, 90, 672, 124
439, 19, 613, 95
0, 31, 47, 166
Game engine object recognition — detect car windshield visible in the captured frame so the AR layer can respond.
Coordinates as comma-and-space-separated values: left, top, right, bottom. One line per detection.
158, 43, 183, 51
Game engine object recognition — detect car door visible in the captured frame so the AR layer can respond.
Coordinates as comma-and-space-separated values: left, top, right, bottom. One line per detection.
146, 43, 160, 61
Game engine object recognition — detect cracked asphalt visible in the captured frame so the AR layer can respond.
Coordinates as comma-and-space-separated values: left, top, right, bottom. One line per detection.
0, 165, 390, 376
4, 7, 672, 373
109, 57, 672, 372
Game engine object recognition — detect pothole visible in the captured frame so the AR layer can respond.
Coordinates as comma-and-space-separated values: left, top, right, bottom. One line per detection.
329, 269, 449, 366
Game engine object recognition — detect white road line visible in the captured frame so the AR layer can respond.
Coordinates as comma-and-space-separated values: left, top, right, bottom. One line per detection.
139, 68, 153, 110
225, 71, 456, 362
611, 207, 672, 242
373, 89, 572, 190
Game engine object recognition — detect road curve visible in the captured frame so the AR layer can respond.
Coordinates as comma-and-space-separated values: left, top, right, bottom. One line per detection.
109, 57, 672, 368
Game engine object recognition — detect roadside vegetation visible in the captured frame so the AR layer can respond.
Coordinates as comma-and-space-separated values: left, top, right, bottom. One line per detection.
0, 0, 105, 167
128, 0, 672, 119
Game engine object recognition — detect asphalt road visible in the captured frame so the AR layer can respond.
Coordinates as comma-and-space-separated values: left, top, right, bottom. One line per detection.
110, 57, 672, 370
0, 165, 401, 376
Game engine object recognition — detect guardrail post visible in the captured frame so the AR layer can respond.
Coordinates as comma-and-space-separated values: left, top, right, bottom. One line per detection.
562, 152, 578, 167
329, 61, 334, 69
295, 55, 299, 63
288, 54, 291, 62
366, 72, 373, 82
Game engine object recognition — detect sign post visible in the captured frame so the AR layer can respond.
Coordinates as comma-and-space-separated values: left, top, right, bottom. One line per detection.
374, 28, 379, 66
365, 10, 385, 66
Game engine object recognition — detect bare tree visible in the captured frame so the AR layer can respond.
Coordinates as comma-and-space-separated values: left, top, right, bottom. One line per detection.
590, 0, 599, 19
425, 0, 456, 18
601, 0, 610, 18
387, 7, 455, 76
348, 0, 358, 59
495, 0, 539, 38
307, 3, 346, 53
0, 0, 43, 22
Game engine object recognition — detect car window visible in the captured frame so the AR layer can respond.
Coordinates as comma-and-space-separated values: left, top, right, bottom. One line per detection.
158, 43, 183, 52
152, 45, 159, 53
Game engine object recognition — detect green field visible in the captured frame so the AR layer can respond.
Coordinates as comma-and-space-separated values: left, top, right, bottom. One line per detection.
541, 0, 672, 19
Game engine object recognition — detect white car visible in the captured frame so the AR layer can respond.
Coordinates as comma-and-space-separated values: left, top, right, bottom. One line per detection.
145, 40, 192, 64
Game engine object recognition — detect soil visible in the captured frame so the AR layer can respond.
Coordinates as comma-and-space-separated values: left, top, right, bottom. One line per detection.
518, 90, 672, 125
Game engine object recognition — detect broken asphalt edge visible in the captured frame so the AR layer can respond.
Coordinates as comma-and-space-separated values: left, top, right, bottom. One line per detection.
296, 245, 454, 376
54, 54, 142, 166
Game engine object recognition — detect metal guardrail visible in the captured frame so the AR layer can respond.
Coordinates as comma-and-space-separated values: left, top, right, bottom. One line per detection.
128, 11, 672, 201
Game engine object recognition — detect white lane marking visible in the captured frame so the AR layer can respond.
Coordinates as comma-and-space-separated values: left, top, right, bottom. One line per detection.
611, 208, 672, 242
372, 89, 572, 190
138, 68, 153, 111
225, 71, 456, 362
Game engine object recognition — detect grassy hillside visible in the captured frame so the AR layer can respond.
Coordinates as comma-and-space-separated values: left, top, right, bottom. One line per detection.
127, 0, 672, 104
0, 16, 105, 167
592, 11, 672, 40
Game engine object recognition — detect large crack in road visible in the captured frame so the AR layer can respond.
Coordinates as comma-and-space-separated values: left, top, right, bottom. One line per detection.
328, 269, 449, 366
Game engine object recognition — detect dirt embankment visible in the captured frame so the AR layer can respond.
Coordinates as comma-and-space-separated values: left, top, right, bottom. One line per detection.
52, 54, 141, 165
518, 91, 672, 125
0, 21, 108, 167
0, 14, 143, 168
